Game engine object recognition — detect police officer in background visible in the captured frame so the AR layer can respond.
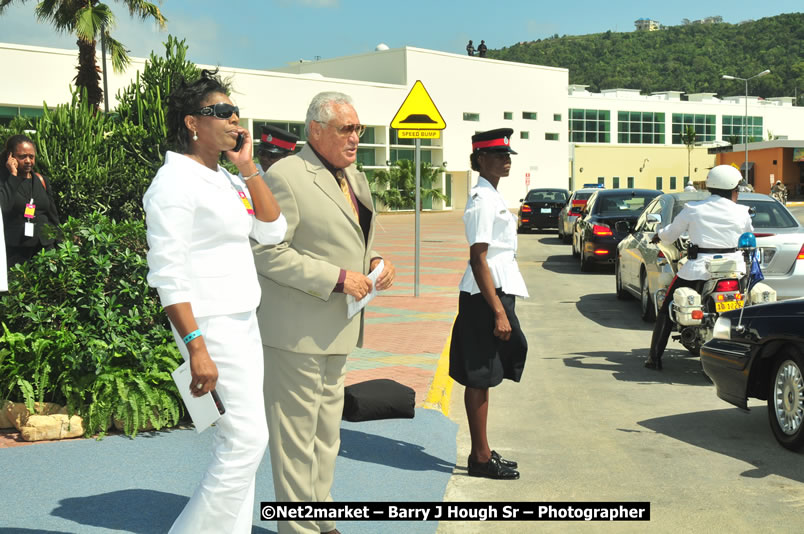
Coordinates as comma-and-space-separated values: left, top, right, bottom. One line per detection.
477, 40, 488, 57
645, 165, 753, 370
256, 125, 299, 175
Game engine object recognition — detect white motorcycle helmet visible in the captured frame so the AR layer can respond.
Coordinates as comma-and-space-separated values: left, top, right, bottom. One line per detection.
706, 165, 742, 190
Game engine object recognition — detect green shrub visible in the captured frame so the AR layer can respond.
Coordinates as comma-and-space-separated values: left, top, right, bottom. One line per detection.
0, 213, 183, 437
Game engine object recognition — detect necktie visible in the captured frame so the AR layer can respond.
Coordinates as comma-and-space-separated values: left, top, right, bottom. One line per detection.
336, 170, 359, 220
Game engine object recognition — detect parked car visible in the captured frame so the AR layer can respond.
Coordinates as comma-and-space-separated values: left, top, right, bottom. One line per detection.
701, 298, 804, 451
517, 188, 569, 233
616, 192, 804, 321
557, 188, 598, 243
571, 188, 661, 271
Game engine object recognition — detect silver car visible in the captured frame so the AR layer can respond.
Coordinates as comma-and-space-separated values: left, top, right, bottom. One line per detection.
615, 192, 804, 321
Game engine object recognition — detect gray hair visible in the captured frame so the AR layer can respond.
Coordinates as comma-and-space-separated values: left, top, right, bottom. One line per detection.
305, 91, 354, 137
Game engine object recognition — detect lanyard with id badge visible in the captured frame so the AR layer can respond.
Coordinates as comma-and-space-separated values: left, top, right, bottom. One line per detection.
23, 175, 37, 236
224, 173, 255, 215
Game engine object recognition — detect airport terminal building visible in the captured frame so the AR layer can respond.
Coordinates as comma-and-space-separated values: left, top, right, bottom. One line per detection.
2, 41, 803, 207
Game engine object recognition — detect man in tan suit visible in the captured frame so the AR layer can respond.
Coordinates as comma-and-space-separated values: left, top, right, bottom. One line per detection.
253, 92, 395, 534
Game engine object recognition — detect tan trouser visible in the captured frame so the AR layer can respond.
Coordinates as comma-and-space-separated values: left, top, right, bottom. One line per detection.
263, 345, 347, 534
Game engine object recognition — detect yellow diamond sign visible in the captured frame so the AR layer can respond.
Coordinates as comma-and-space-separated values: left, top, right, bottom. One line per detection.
391, 80, 446, 130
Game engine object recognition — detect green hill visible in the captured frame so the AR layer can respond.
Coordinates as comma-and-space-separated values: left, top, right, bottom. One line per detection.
489, 13, 804, 102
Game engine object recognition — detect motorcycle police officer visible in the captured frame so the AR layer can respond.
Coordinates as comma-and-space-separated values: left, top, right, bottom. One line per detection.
645, 165, 753, 370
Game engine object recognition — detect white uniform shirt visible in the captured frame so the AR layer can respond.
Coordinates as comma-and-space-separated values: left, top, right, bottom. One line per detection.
144, 151, 288, 317
0, 205, 6, 292
658, 195, 753, 281
459, 177, 529, 297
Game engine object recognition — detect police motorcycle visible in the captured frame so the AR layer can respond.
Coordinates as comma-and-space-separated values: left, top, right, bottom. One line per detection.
653, 232, 777, 356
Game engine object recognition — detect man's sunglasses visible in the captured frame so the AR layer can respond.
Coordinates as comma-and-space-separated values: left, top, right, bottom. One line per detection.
191, 103, 240, 119
318, 121, 366, 138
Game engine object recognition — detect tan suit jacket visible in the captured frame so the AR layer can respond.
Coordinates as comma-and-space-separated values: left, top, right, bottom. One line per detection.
253, 144, 378, 354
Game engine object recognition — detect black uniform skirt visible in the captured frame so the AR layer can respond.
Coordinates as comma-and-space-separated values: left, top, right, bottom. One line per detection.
449, 289, 528, 388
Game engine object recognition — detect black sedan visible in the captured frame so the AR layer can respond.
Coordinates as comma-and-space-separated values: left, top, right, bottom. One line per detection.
517, 188, 569, 233
571, 188, 661, 271
701, 298, 804, 451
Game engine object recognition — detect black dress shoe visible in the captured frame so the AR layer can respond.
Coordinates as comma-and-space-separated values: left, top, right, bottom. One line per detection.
468, 455, 520, 480
491, 450, 517, 469
644, 357, 662, 370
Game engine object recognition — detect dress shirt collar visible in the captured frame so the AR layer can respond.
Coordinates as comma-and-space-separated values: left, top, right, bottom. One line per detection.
308, 144, 341, 177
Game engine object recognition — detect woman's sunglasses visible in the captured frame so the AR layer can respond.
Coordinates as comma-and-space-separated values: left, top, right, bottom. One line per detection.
191, 103, 240, 119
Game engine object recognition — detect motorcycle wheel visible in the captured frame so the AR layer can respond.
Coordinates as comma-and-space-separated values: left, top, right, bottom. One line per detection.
768, 349, 804, 451
572, 233, 580, 258
640, 272, 655, 322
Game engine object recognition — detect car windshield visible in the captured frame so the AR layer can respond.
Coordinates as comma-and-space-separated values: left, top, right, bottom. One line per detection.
737, 199, 799, 229
595, 194, 656, 216
573, 191, 593, 201
526, 190, 568, 202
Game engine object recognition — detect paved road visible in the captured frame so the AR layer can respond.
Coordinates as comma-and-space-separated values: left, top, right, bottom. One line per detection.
439, 229, 804, 533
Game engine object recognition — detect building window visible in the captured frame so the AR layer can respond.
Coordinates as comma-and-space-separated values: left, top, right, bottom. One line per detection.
356, 148, 375, 167
545, 133, 559, 141
617, 111, 665, 144
613, 176, 620, 189
670, 176, 677, 190
522, 111, 538, 120
569, 108, 611, 143
627, 176, 634, 188
463, 112, 480, 122
520, 131, 529, 139
390, 148, 431, 164
722, 115, 763, 144
598, 177, 605, 186
503, 111, 513, 120
656, 176, 663, 190
671, 113, 715, 144
553, 113, 562, 121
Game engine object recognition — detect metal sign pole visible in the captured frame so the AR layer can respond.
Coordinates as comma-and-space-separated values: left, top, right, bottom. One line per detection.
415, 138, 421, 297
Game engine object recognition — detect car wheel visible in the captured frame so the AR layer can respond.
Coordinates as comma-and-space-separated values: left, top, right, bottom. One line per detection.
557, 227, 563, 240
640, 272, 655, 322
615, 258, 630, 300
580, 240, 593, 272
571, 233, 580, 258
768, 350, 804, 451
517, 225, 525, 234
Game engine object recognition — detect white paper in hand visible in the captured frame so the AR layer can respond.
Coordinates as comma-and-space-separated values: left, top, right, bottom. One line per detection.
346, 260, 383, 319
171, 361, 222, 433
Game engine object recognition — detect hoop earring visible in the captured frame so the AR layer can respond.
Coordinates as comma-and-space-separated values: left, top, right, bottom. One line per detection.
192, 130, 198, 141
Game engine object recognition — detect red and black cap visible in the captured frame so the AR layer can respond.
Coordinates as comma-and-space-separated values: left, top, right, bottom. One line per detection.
259, 125, 299, 155
471, 128, 517, 155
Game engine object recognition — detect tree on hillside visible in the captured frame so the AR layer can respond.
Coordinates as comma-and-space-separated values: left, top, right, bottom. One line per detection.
0, 0, 167, 110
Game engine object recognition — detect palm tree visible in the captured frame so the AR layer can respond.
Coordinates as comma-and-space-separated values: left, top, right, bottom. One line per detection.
370, 160, 447, 211
680, 125, 697, 184
0, 0, 167, 110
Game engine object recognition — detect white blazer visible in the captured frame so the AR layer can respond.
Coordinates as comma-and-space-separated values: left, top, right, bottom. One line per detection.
144, 151, 287, 317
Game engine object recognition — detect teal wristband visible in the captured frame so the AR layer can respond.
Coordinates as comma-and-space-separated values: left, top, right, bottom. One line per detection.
183, 329, 202, 344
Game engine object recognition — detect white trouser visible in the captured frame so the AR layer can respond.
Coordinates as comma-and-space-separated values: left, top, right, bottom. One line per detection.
169, 310, 269, 534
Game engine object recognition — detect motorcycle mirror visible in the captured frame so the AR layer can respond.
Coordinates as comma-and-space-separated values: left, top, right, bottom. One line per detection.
748, 206, 756, 218
737, 232, 757, 250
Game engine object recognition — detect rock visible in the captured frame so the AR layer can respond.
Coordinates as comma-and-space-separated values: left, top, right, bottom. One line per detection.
0, 400, 14, 429
113, 416, 155, 433
5, 402, 67, 430
19, 414, 84, 441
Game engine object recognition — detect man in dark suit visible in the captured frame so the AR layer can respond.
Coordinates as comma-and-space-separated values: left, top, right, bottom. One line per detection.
253, 92, 395, 534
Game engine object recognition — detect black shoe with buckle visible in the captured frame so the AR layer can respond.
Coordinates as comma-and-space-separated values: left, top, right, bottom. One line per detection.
467, 455, 520, 480
491, 450, 517, 469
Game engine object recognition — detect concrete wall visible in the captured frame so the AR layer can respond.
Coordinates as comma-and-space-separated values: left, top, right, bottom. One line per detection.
573, 145, 717, 191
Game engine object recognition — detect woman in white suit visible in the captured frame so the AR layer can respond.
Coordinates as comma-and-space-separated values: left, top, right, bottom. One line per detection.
143, 69, 287, 534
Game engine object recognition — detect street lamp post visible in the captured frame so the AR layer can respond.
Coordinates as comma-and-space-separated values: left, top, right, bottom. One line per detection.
721, 69, 770, 186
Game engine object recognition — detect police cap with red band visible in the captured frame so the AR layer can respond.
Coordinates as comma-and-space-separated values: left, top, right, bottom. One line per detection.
471, 128, 517, 155
259, 125, 299, 155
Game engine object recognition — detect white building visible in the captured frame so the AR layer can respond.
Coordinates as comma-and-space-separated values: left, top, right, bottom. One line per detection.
1, 40, 803, 207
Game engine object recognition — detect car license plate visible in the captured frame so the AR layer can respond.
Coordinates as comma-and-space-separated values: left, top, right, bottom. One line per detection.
541, 208, 551, 214
715, 300, 744, 312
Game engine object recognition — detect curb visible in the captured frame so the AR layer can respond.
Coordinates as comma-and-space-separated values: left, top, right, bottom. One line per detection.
422, 315, 456, 417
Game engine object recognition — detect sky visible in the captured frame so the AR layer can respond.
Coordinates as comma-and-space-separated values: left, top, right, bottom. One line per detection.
0, 1, 801, 71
